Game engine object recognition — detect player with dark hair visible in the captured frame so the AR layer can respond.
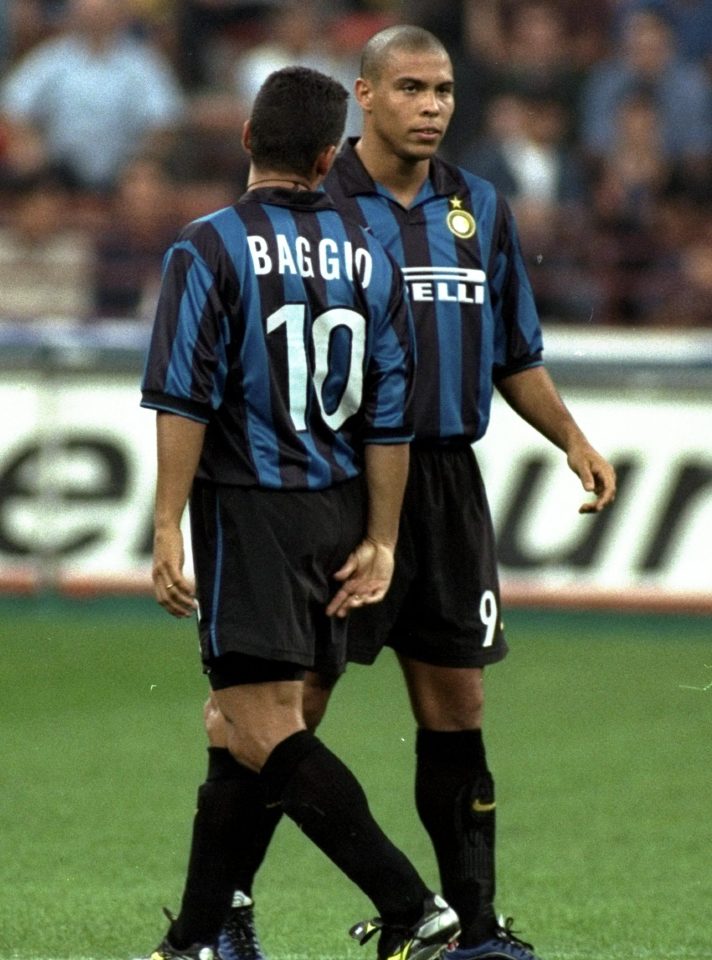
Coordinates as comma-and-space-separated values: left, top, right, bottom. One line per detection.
137, 26, 617, 960
137, 65, 460, 960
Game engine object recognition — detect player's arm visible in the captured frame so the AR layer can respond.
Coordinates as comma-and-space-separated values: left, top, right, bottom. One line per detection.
326, 442, 409, 618
152, 411, 206, 617
496, 364, 616, 514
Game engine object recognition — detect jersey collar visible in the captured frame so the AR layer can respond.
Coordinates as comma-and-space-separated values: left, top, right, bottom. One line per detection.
238, 187, 336, 212
334, 137, 461, 200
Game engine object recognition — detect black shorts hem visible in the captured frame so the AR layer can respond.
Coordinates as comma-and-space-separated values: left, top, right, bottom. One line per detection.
349, 637, 509, 669
205, 652, 307, 689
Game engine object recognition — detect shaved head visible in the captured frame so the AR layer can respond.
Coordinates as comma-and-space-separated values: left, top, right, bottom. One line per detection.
360, 25, 449, 81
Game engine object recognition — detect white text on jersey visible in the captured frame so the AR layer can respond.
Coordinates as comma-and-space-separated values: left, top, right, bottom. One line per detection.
247, 234, 374, 287
401, 266, 486, 304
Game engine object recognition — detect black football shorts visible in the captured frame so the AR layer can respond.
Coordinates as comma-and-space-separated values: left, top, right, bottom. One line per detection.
346, 443, 508, 669
189, 476, 366, 686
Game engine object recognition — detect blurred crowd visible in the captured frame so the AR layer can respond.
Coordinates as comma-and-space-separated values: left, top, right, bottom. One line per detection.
0, 0, 711, 327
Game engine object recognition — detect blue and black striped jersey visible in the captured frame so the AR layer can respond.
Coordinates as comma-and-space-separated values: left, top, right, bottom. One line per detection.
141, 187, 415, 490
324, 139, 544, 443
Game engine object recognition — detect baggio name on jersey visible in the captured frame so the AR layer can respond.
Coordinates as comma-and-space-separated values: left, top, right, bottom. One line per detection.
402, 266, 486, 304
247, 234, 374, 287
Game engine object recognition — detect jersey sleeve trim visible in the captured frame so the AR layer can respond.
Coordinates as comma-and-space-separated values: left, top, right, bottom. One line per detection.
140, 390, 211, 424
361, 427, 414, 444
492, 355, 544, 383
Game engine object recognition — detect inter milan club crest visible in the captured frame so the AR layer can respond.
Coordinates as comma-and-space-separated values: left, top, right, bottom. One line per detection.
446, 196, 476, 239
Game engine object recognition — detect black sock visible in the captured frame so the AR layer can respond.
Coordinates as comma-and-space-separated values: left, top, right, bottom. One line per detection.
261, 730, 430, 926
169, 747, 281, 948
415, 729, 497, 945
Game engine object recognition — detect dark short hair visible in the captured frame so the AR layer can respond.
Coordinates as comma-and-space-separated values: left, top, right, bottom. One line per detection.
360, 25, 449, 81
249, 66, 348, 178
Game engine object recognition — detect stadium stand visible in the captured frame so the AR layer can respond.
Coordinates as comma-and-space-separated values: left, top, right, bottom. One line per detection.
0, 0, 710, 326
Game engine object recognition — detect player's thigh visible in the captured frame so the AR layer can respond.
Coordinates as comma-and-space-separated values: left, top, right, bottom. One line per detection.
190, 478, 363, 671
203, 693, 229, 747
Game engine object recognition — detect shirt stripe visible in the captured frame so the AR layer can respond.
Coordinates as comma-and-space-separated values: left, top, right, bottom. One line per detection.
324, 140, 544, 443
141, 187, 414, 489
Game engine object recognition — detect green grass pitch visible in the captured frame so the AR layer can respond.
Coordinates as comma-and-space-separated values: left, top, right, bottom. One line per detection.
1, 595, 711, 960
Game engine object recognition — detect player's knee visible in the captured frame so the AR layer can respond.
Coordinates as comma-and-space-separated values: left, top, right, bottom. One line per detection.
406, 663, 486, 729
203, 695, 229, 747
441, 679, 485, 728
430, 696, 484, 730
223, 724, 265, 772
458, 672, 485, 721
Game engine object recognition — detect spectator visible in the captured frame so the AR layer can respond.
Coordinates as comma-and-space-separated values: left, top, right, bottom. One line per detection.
0, 168, 93, 321
452, 0, 616, 70
495, 0, 588, 110
91, 155, 181, 321
125, 0, 180, 62
460, 86, 595, 323
579, 4, 712, 181
592, 86, 675, 222
234, 0, 332, 104
459, 85, 585, 208
232, 0, 362, 135
447, 0, 587, 163
585, 88, 677, 325
397, 0, 467, 50
648, 229, 712, 327
174, 0, 280, 91
609, 0, 712, 72
166, 91, 250, 210
0, 1, 65, 70
666, 0, 712, 72
0, 0, 184, 194
0, 1, 10, 71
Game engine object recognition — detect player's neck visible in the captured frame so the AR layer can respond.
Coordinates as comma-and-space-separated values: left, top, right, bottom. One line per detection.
247, 168, 314, 192
355, 137, 431, 208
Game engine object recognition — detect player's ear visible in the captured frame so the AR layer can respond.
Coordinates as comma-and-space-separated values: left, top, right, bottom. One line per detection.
241, 119, 252, 154
355, 77, 372, 111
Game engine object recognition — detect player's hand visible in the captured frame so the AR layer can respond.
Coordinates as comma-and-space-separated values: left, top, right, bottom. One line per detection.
567, 443, 617, 514
326, 538, 395, 618
152, 524, 198, 618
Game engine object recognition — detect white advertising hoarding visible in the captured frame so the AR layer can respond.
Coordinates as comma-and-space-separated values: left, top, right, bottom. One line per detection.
0, 374, 710, 610
0, 375, 157, 589
478, 390, 711, 609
